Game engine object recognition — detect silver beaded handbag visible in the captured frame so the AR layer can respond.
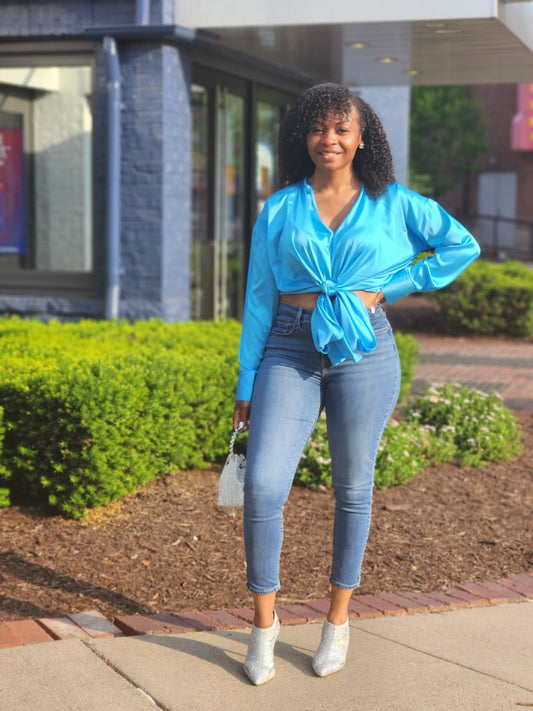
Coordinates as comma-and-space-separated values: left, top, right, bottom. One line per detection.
217, 427, 246, 509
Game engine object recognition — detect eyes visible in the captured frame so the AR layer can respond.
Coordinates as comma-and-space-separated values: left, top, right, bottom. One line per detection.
309, 125, 351, 135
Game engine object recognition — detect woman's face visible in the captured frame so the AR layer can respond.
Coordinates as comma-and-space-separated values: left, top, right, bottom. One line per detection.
306, 107, 363, 175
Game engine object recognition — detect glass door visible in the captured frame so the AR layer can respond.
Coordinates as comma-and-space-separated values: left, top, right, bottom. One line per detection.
190, 71, 294, 321
256, 99, 282, 215
191, 81, 246, 320
191, 83, 211, 320
215, 88, 245, 320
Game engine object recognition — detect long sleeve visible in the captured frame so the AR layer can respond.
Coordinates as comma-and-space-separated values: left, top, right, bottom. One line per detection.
236, 207, 280, 401
382, 193, 480, 304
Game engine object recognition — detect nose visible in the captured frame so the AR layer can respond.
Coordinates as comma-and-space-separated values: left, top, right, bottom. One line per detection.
321, 127, 337, 144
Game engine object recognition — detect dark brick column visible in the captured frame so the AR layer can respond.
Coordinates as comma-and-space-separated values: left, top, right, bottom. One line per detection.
119, 41, 192, 321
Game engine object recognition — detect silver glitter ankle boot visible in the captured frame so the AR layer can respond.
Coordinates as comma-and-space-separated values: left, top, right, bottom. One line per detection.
312, 619, 350, 677
243, 611, 280, 685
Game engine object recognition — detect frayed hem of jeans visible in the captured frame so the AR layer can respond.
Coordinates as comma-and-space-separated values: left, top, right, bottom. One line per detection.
246, 584, 281, 595
329, 579, 360, 591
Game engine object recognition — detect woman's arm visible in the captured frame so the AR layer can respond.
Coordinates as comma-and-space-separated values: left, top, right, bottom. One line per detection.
382, 192, 480, 304
236, 207, 280, 403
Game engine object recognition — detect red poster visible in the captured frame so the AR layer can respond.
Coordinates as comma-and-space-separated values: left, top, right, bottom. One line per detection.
511, 83, 533, 152
0, 128, 25, 254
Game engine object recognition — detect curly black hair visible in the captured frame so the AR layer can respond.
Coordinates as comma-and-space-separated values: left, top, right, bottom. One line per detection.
278, 83, 395, 199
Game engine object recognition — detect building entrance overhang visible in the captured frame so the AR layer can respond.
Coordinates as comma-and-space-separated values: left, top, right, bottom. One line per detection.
175, 0, 533, 85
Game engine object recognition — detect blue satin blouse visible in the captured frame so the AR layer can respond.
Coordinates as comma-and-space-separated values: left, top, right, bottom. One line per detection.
236, 179, 480, 401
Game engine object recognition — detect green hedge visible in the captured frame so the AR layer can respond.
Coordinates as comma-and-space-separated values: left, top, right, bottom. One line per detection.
0, 406, 9, 507
428, 260, 533, 336
394, 331, 418, 402
0, 317, 417, 518
0, 318, 240, 517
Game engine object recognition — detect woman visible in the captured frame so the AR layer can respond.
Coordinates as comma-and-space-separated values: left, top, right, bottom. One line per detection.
233, 83, 480, 685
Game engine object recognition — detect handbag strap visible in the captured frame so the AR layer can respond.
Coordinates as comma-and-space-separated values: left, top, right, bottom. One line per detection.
229, 426, 243, 455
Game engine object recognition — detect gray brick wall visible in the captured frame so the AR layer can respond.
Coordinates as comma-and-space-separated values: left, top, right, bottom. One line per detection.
0, 0, 193, 321
119, 42, 192, 320
0, 0, 175, 36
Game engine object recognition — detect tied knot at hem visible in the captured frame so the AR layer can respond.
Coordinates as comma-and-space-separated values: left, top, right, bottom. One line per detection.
321, 280, 339, 298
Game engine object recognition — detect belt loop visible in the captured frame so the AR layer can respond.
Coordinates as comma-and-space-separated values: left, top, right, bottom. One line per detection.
296, 306, 303, 328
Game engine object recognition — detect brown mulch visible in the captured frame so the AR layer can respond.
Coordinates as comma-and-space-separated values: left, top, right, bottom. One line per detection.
0, 410, 532, 623
1, 300, 532, 622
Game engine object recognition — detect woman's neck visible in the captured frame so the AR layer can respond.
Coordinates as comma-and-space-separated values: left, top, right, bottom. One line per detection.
307, 169, 362, 232
308, 167, 360, 194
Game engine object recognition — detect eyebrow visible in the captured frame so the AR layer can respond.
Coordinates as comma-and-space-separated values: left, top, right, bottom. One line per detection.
311, 116, 353, 128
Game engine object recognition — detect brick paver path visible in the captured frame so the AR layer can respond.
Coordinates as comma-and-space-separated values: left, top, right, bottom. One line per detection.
1, 572, 532, 649
412, 335, 533, 411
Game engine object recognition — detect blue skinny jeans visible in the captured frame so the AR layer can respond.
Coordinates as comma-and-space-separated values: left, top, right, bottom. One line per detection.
244, 302, 401, 594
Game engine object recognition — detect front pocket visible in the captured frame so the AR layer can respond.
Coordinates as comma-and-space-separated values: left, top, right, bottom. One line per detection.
270, 316, 298, 336
369, 306, 390, 336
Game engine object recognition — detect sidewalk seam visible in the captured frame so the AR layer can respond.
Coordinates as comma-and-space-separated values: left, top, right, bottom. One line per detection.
355, 623, 533, 695
83, 639, 170, 711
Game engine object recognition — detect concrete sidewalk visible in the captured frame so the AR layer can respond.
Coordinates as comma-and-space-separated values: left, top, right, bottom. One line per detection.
1, 600, 532, 711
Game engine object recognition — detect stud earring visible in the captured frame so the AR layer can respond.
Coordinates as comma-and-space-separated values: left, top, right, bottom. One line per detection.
359, 142, 365, 149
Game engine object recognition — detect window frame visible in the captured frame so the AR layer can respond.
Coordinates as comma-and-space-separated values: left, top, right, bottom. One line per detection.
0, 41, 97, 298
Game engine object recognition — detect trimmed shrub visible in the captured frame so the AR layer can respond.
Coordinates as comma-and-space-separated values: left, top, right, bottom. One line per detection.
374, 417, 456, 489
406, 382, 523, 468
297, 382, 523, 491
0, 318, 240, 517
0, 317, 418, 517
0, 406, 8, 508
428, 260, 533, 337
394, 331, 418, 402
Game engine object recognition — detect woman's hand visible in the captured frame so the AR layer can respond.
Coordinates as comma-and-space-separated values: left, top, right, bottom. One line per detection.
372, 290, 386, 308
353, 290, 385, 308
233, 400, 251, 431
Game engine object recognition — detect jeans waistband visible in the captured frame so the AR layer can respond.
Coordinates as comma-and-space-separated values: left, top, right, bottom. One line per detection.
277, 299, 386, 323
276, 301, 313, 324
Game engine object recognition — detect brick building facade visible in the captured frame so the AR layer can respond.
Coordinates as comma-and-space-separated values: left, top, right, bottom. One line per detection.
440, 84, 533, 259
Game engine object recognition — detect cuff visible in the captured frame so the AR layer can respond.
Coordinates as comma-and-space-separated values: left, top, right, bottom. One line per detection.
382, 269, 415, 304
236, 368, 256, 402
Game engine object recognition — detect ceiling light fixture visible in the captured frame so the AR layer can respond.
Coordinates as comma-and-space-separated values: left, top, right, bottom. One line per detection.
434, 28, 463, 35
349, 41, 367, 49
378, 56, 397, 64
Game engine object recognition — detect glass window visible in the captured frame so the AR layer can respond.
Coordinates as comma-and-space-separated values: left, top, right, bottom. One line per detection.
190, 82, 246, 321
217, 90, 245, 320
256, 100, 281, 214
189, 70, 295, 322
191, 84, 211, 320
0, 63, 93, 273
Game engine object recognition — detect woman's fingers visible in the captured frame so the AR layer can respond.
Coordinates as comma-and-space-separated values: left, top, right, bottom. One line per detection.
233, 401, 251, 430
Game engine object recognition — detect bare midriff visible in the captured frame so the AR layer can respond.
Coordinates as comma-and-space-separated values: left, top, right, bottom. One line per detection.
280, 290, 381, 310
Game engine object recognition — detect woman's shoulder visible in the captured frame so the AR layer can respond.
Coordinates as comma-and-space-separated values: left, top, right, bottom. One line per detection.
265, 181, 303, 205
260, 181, 304, 219
378, 182, 435, 210
380, 182, 424, 200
